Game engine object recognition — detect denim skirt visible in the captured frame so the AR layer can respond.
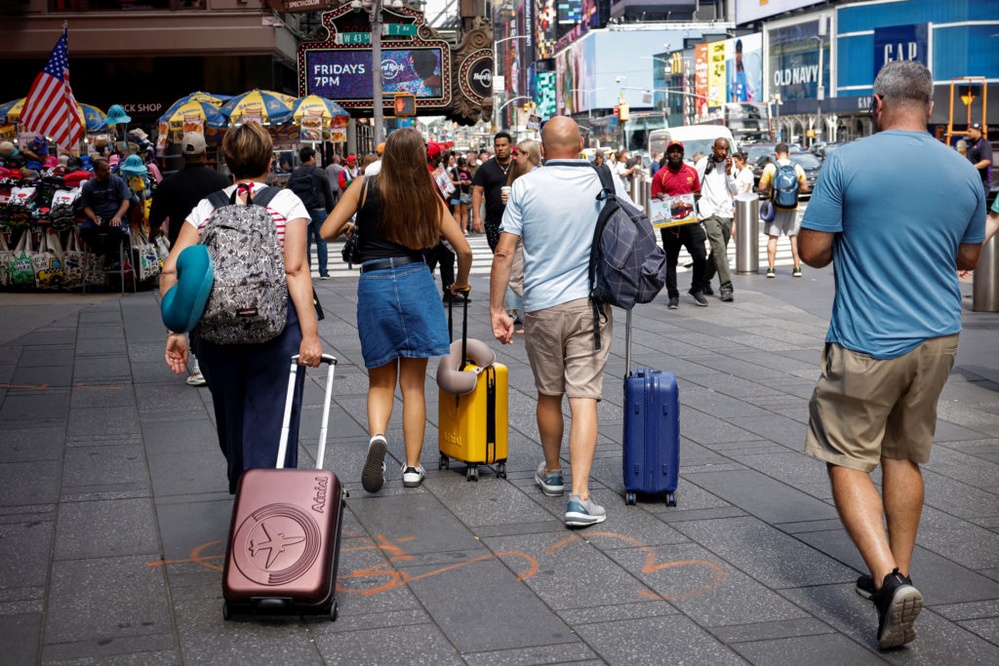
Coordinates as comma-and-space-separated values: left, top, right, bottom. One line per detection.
357, 259, 450, 368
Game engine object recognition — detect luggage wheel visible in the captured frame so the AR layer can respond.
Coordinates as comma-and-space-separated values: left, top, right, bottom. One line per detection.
438, 454, 449, 470
329, 601, 338, 622
666, 491, 677, 507
222, 601, 232, 621
626, 492, 637, 506
496, 462, 507, 478
466, 465, 479, 482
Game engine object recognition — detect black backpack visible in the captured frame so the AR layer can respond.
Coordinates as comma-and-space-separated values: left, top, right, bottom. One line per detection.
287, 166, 320, 209
587, 164, 668, 349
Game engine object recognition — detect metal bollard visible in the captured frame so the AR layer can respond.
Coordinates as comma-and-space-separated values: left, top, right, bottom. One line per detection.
973, 234, 999, 312
734, 193, 760, 274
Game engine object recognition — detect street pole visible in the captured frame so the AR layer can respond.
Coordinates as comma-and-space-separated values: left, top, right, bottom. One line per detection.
371, 0, 384, 147
814, 17, 826, 147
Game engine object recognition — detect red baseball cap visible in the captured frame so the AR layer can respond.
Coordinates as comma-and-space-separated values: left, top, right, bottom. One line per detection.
426, 142, 443, 158
667, 140, 684, 151
346, 154, 357, 164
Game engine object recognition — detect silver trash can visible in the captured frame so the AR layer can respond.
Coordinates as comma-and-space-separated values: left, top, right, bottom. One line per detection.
973, 234, 999, 312
735, 193, 760, 274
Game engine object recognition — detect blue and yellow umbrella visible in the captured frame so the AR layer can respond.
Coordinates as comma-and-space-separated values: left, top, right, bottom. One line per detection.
220, 89, 295, 125
159, 98, 228, 131
0, 98, 107, 132
290, 94, 350, 121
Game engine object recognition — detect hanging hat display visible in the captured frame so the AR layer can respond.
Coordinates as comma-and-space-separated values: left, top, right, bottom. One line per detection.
119, 154, 148, 176
105, 104, 132, 125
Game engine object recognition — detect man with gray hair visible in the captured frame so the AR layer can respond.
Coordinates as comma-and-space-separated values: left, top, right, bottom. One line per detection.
490, 117, 632, 528
799, 60, 986, 650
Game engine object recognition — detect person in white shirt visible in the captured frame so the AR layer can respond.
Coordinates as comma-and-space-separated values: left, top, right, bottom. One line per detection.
696, 138, 739, 302
733, 151, 754, 194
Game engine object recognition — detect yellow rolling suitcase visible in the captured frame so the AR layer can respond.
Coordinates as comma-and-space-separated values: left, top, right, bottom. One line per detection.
436, 293, 508, 481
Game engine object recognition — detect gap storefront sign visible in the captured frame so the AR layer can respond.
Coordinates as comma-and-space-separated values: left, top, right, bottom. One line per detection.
873, 23, 928, 74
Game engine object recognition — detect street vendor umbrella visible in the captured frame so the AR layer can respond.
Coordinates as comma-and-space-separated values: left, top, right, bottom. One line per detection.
220, 89, 294, 125
290, 94, 350, 121
0, 98, 107, 132
159, 98, 227, 131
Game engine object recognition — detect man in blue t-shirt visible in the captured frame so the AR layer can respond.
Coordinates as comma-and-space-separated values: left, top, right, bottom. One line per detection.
799, 61, 986, 651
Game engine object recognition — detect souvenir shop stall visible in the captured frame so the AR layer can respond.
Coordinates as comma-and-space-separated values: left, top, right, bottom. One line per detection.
0, 102, 166, 293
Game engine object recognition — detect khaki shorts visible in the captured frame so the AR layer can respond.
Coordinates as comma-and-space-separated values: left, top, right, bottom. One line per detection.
523, 298, 612, 400
804, 335, 958, 472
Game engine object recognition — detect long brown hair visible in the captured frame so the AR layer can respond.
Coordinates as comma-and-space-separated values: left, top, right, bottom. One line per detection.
377, 128, 442, 249
507, 139, 541, 185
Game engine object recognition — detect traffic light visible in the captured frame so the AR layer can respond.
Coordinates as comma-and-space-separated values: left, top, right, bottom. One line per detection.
613, 105, 619, 118
394, 94, 416, 117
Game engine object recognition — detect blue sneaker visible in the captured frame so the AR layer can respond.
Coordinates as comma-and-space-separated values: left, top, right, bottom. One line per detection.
535, 461, 564, 496
564, 493, 606, 527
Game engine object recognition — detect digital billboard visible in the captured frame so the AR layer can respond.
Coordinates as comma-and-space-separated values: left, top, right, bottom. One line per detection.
306, 48, 445, 101
536, 0, 558, 60
735, 0, 824, 25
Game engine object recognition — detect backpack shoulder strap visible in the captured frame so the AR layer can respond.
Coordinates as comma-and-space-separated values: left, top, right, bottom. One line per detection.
591, 163, 617, 200
207, 189, 230, 210
249, 185, 281, 209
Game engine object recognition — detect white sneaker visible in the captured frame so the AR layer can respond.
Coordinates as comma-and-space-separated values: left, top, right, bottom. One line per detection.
186, 371, 206, 386
402, 464, 426, 488
362, 435, 387, 493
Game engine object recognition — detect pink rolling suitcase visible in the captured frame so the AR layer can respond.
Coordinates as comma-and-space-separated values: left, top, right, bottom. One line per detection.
222, 354, 346, 621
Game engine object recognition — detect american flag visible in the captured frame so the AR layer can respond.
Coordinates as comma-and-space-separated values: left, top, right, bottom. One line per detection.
20, 29, 84, 150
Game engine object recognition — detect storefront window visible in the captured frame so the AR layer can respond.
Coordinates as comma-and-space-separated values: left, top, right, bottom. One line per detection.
49, 0, 206, 11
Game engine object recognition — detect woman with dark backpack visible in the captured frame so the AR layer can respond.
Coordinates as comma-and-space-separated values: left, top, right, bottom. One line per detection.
320, 128, 472, 492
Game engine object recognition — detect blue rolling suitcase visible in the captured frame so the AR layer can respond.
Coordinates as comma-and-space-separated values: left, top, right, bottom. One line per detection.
623, 309, 679, 506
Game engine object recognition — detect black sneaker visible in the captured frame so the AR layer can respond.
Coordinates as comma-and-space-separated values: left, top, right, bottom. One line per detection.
667, 296, 679, 310
856, 573, 875, 600
874, 568, 923, 650
689, 290, 708, 307
702, 284, 715, 296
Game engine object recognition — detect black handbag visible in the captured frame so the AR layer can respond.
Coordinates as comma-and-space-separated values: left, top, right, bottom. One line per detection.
341, 177, 369, 268
340, 228, 361, 267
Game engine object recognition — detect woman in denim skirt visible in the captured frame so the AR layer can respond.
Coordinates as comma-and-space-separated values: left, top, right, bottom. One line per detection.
322, 128, 472, 491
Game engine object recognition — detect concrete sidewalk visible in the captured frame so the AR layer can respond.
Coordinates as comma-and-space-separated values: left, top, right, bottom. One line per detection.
1, 268, 998, 665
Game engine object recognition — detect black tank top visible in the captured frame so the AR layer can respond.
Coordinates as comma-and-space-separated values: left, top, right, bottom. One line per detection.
356, 176, 428, 263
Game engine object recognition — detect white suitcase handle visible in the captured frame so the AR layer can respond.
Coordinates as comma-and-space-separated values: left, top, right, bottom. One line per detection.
277, 354, 337, 470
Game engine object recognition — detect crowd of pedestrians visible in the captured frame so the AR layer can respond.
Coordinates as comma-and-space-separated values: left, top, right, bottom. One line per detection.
150, 58, 997, 652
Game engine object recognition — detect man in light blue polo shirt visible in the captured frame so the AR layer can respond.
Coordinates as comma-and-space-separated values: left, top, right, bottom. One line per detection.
799, 60, 985, 650
490, 116, 631, 529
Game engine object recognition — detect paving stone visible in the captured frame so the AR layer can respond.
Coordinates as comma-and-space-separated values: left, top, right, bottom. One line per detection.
314, 621, 463, 664
0, 390, 69, 431
925, 445, 999, 494
404, 556, 576, 653
9, 328, 76, 346
42, 640, 178, 665
347, 492, 482, 556
73, 355, 133, 382
680, 468, 837, 524
67, 405, 141, 438
673, 516, 856, 589
429, 472, 555, 527
681, 410, 761, 445
463, 641, 602, 666
0, 460, 62, 506
140, 417, 220, 454
710, 616, 835, 644
917, 507, 999, 570
574, 614, 745, 665
46, 556, 173, 644
54, 498, 159, 560
61, 444, 149, 497
0, 426, 64, 462
730, 632, 883, 664
145, 449, 228, 497
18, 345, 75, 368
0, 612, 41, 665
0, 517, 54, 598
604, 541, 811, 627
169, 597, 323, 665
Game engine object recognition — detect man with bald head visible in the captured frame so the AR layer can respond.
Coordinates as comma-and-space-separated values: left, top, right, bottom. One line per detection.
490, 116, 633, 529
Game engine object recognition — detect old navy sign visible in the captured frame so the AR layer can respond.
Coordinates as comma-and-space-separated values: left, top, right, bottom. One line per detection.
873, 23, 928, 74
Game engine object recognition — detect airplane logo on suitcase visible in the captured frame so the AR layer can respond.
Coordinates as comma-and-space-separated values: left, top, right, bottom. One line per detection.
232, 503, 322, 585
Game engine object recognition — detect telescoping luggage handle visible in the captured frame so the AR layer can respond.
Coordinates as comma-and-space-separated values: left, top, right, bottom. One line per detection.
446, 288, 473, 368
625, 308, 634, 375
277, 354, 337, 470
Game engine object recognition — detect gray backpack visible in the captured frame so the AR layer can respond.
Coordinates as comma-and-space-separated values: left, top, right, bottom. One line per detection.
195, 185, 288, 345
